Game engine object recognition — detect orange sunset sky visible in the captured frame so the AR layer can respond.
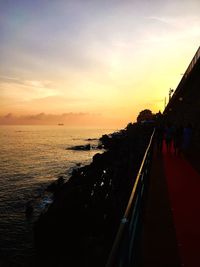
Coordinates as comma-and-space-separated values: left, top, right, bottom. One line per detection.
0, 0, 200, 128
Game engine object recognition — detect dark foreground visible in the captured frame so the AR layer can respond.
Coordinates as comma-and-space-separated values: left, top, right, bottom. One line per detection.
34, 123, 153, 267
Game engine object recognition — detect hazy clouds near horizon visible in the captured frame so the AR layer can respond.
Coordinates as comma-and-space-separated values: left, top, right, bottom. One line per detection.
0, 0, 200, 127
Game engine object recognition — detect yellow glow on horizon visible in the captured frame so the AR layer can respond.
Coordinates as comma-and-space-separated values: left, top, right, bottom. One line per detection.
0, 1, 200, 126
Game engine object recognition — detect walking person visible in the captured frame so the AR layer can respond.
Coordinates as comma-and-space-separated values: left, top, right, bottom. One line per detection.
155, 123, 165, 154
182, 123, 193, 153
165, 123, 174, 152
173, 125, 183, 155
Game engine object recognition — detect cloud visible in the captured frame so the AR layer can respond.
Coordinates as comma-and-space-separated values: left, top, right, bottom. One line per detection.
0, 75, 53, 88
147, 16, 172, 24
0, 76, 58, 101
0, 112, 90, 125
0, 76, 22, 83
142, 15, 200, 44
0, 111, 125, 128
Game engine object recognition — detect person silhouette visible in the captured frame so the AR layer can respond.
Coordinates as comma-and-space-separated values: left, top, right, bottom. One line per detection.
155, 123, 165, 153
165, 123, 174, 152
173, 125, 183, 155
182, 123, 192, 153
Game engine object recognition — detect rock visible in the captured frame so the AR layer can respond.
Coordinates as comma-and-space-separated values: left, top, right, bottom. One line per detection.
97, 144, 103, 149
66, 144, 91, 151
34, 122, 155, 267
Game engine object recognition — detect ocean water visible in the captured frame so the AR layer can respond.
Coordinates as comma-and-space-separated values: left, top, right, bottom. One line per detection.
0, 125, 114, 266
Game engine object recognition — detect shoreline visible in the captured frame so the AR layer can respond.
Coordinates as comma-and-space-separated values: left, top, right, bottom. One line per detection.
0, 127, 110, 267
34, 122, 154, 267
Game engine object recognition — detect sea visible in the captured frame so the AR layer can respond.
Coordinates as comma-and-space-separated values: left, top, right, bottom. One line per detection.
0, 125, 115, 266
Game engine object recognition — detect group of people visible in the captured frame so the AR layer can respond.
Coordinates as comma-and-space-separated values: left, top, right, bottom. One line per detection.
155, 122, 193, 155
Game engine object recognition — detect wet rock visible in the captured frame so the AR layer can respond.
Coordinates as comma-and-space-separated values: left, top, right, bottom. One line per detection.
66, 144, 91, 150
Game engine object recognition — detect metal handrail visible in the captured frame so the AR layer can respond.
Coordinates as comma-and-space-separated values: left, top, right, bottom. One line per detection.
106, 129, 155, 267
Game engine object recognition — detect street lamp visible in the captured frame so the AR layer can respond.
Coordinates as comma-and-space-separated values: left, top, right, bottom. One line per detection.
169, 88, 174, 102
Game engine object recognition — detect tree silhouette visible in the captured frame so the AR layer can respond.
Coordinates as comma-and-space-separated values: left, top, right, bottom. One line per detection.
137, 109, 153, 123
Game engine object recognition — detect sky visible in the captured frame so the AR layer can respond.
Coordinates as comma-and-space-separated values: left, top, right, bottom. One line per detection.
0, 0, 200, 128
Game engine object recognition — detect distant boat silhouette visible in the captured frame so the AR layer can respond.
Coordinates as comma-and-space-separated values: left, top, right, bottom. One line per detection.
58, 123, 64, 126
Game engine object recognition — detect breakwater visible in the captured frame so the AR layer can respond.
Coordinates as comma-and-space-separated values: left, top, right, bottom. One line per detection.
34, 123, 154, 267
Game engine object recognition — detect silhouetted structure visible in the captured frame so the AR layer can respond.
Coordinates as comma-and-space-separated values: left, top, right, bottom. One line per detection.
164, 46, 200, 151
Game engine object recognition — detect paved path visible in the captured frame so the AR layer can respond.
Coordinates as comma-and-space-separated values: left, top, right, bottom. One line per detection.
139, 145, 180, 267
139, 142, 200, 267
163, 144, 200, 267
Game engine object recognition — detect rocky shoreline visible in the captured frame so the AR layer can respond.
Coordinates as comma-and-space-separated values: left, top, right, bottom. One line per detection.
34, 122, 154, 267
